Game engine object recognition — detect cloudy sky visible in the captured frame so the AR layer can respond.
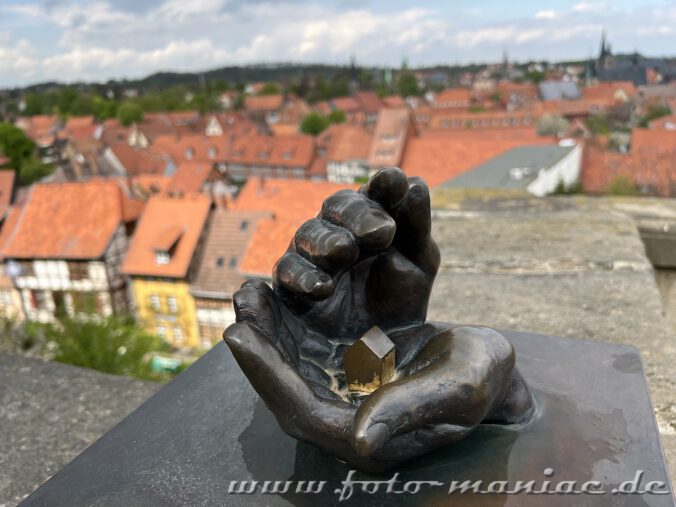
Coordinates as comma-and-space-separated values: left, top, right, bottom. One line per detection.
1, 0, 675, 88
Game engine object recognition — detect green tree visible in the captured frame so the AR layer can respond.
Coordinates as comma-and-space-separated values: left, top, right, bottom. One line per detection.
587, 114, 611, 135
92, 97, 117, 120
117, 102, 144, 126
327, 109, 346, 125
26, 315, 172, 381
259, 82, 281, 95
300, 112, 329, 136
57, 87, 79, 115
526, 70, 546, 84
639, 105, 671, 128
397, 70, 420, 97
0, 122, 53, 185
70, 94, 95, 116
23, 92, 45, 116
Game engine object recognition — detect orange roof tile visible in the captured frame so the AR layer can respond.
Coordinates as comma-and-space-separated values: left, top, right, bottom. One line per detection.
130, 174, 172, 197
368, 108, 413, 168
64, 116, 97, 140
401, 133, 557, 188
354, 91, 383, 114
648, 114, 676, 130
631, 128, 676, 153
166, 161, 214, 195
109, 144, 171, 176
122, 194, 211, 278
0, 170, 16, 210
330, 96, 361, 113
245, 94, 284, 112
2, 180, 140, 260
150, 133, 223, 165
191, 209, 270, 297
226, 134, 315, 169
232, 178, 356, 276
318, 124, 373, 162
432, 88, 471, 108
383, 95, 407, 108
582, 81, 636, 103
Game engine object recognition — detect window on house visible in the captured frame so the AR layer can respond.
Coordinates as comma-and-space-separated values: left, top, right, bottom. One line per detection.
185, 148, 194, 160
240, 220, 249, 231
208, 147, 217, 159
156, 325, 167, 338
282, 151, 293, 160
229, 257, 238, 268
149, 294, 161, 311
167, 296, 178, 313
155, 251, 170, 265
173, 326, 184, 344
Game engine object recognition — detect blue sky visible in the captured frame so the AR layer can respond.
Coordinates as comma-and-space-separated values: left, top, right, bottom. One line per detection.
1, 0, 675, 87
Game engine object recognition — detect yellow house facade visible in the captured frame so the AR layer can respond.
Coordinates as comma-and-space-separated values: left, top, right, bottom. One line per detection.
131, 277, 200, 349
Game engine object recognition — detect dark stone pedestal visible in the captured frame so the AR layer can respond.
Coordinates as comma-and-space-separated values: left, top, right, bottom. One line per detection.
23, 332, 675, 506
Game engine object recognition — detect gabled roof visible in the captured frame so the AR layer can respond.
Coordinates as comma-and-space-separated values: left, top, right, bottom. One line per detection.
165, 162, 215, 196
122, 195, 211, 278
318, 124, 373, 162
330, 96, 361, 113
367, 108, 413, 168
2, 180, 141, 260
632, 128, 676, 153
151, 134, 224, 165
432, 88, 471, 107
107, 144, 171, 176
190, 209, 269, 298
225, 134, 315, 169
64, 116, 97, 140
648, 114, 676, 130
354, 91, 383, 114
244, 94, 284, 112
232, 178, 356, 277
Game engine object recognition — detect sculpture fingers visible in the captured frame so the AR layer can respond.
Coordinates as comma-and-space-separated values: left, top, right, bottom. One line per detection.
392, 176, 440, 277
273, 252, 334, 300
350, 326, 516, 458
366, 249, 432, 328
224, 322, 356, 444
294, 218, 359, 272
360, 167, 409, 212
320, 189, 396, 250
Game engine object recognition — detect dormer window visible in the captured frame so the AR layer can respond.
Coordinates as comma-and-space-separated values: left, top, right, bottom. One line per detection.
153, 226, 184, 265
185, 147, 195, 160
155, 251, 170, 265
258, 151, 270, 160
216, 256, 225, 267
229, 257, 238, 268
282, 151, 293, 160
240, 220, 249, 230
208, 147, 217, 159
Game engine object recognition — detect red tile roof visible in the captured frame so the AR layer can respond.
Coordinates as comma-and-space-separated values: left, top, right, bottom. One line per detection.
0, 170, 16, 211
109, 144, 171, 176
432, 88, 471, 108
368, 108, 413, 168
190, 209, 270, 297
245, 94, 284, 112
401, 133, 557, 188
64, 116, 97, 140
226, 134, 315, 169
232, 178, 356, 276
2, 180, 141, 260
166, 162, 215, 195
122, 194, 212, 278
582, 81, 636, 104
354, 91, 383, 114
382, 95, 407, 108
16, 115, 60, 147
330, 96, 361, 113
151, 134, 224, 165
318, 124, 373, 162
631, 128, 676, 153
648, 114, 676, 130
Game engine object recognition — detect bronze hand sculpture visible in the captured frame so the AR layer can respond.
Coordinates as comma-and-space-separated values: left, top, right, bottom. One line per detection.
224, 168, 533, 471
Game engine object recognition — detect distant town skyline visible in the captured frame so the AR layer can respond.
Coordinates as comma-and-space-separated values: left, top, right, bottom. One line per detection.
1, 0, 676, 88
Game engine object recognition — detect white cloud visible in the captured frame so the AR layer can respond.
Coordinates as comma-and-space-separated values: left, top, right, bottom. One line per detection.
573, 2, 607, 14
0, 0, 675, 87
535, 10, 559, 20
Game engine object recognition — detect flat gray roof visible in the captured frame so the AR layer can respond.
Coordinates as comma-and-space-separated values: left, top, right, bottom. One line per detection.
442, 145, 575, 190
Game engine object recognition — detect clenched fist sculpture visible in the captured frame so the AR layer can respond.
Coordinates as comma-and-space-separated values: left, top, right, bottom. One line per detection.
224, 168, 533, 471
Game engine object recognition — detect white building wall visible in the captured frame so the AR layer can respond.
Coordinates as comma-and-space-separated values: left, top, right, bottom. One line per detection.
527, 144, 582, 197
